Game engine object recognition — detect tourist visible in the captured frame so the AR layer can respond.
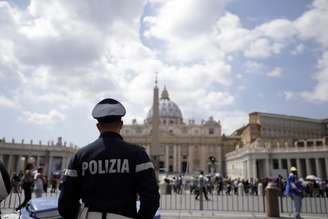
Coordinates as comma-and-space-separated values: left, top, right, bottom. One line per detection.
34, 167, 44, 198
50, 176, 57, 193
11, 172, 21, 193
16, 169, 34, 210
284, 166, 303, 219
195, 171, 209, 201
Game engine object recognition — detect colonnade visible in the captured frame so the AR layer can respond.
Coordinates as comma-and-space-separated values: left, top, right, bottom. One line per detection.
0, 153, 71, 179
256, 157, 328, 179
282, 157, 327, 179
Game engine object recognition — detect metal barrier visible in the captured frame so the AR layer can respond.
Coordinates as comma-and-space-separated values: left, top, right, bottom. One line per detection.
0, 192, 22, 210
159, 188, 328, 215
1, 189, 327, 216
159, 190, 266, 212
280, 195, 328, 215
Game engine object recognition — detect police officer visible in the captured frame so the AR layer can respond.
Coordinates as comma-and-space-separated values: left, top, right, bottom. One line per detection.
0, 160, 12, 216
58, 98, 160, 219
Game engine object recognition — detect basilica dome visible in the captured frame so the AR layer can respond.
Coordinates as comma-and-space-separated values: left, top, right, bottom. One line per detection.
146, 87, 183, 125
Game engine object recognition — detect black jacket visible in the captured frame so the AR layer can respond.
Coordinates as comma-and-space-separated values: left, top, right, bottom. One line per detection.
58, 131, 160, 219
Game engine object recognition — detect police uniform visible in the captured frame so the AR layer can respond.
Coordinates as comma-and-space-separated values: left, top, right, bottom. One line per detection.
58, 99, 160, 219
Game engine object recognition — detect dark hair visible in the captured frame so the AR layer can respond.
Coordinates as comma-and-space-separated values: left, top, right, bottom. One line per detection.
97, 116, 122, 123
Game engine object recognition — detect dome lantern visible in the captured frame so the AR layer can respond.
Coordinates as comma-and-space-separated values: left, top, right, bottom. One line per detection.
161, 86, 170, 100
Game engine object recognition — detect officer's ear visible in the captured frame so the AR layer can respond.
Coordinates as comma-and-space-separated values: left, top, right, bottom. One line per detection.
96, 123, 102, 132
118, 120, 123, 130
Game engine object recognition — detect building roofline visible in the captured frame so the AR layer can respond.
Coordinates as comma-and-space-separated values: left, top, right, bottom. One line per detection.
231, 124, 249, 136
249, 112, 327, 123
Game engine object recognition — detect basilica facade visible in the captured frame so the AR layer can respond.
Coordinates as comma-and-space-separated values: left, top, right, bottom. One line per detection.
121, 84, 238, 175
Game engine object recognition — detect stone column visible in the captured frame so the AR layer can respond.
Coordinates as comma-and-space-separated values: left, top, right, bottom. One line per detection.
216, 146, 222, 174
61, 157, 67, 170
287, 159, 292, 169
247, 158, 252, 180
252, 159, 257, 179
279, 159, 283, 170
15, 155, 21, 173
188, 145, 194, 174
325, 158, 328, 180
173, 145, 177, 172
296, 159, 302, 177
202, 145, 209, 173
177, 145, 181, 173
306, 159, 312, 176
315, 158, 322, 178
36, 156, 41, 168
47, 156, 53, 179
265, 158, 270, 177
165, 145, 169, 172
7, 154, 13, 175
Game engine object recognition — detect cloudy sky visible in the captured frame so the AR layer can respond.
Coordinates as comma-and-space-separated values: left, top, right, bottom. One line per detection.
0, 0, 327, 146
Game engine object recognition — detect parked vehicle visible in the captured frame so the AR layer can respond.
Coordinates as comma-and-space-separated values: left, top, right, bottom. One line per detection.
19, 196, 160, 219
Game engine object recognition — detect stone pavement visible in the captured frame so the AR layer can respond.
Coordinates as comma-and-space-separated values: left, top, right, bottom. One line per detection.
160, 210, 328, 219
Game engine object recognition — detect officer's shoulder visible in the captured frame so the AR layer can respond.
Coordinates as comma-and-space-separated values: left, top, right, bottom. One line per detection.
74, 139, 101, 157
121, 140, 146, 152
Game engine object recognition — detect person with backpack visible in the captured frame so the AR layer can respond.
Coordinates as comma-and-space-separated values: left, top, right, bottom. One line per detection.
284, 166, 303, 219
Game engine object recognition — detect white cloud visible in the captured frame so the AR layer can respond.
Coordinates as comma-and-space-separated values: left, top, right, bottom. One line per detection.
0, 0, 153, 121
290, 0, 328, 102
291, 44, 305, 55
216, 111, 248, 135
244, 61, 265, 74
244, 38, 284, 59
0, 95, 17, 109
213, 13, 290, 60
300, 51, 328, 101
295, 0, 328, 48
198, 90, 235, 109
214, 13, 253, 54
22, 110, 65, 125
145, 0, 226, 40
143, 0, 227, 63
1, 0, 328, 145
267, 67, 283, 78
283, 91, 295, 101
256, 19, 297, 42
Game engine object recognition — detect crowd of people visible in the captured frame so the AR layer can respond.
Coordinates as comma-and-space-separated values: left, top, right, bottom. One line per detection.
9, 168, 328, 200
163, 172, 328, 198
9, 167, 62, 211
